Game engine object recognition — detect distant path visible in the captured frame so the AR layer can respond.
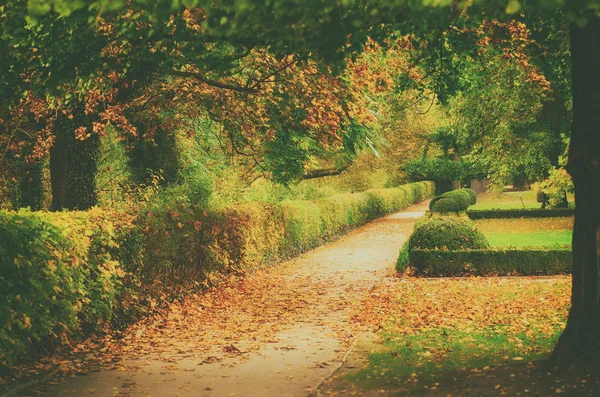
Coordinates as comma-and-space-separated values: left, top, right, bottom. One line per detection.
31, 201, 429, 397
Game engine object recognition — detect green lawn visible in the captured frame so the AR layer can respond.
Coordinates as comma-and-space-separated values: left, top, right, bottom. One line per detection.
469, 190, 539, 211
485, 231, 572, 247
474, 217, 573, 248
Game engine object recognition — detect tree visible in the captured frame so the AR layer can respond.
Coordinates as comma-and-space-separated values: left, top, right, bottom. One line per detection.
7, 0, 600, 368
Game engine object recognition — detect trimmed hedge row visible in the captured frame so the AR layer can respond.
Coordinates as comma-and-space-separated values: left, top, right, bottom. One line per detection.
0, 209, 138, 370
466, 208, 575, 219
409, 248, 572, 277
0, 181, 435, 369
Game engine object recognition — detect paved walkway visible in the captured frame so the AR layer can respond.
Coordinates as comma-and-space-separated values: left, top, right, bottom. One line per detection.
30, 201, 429, 397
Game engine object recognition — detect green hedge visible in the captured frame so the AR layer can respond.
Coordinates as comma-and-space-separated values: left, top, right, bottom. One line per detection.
409, 214, 489, 251
0, 181, 435, 369
466, 208, 575, 219
462, 188, 477, 205
429, 189, 473, 213
0, 209, 137, 369
409, 248, 571, 277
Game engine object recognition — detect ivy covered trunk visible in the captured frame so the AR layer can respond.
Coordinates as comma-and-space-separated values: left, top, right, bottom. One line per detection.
15, 157, 44, 210
50, 109, 100, 211
50, 119, 68, 211
65, 132, 99, 210
552, 17, 600, 368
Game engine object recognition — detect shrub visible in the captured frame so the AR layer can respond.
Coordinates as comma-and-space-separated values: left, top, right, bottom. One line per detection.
461, 188, 477, 205
466, 208, 575, 219
429, 189, 472, 213
396, 241, 410, 273
0, 181, 435, 370
409, 248, 571, 277
537, 168, 573, 209
0, 208, 136, 369
408, 214, 490, 251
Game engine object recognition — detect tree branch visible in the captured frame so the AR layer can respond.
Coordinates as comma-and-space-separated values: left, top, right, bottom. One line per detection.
170, 70, 259, 93
300, 163, 352, 180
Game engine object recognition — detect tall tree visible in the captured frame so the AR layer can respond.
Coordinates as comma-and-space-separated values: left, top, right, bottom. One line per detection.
6, 0, 600, 368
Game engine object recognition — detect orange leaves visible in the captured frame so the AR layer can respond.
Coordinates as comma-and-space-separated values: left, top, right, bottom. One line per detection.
358, 277, 571, 341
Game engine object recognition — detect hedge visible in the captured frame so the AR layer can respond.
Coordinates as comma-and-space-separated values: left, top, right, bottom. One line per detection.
408, 214, 489, 251
466, 208, 575, 219
409, 248, 572, 277
0, 208, 137, 370
0, 181, 435, 369
429, 189, 474, 213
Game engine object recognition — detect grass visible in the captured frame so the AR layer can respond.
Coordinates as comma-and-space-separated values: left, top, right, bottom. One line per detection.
484, 231, 572, 247
327, 277, 572, 396
352, 325, 563, 388
469, 190, 540, 211
474, 218, 573, 248
469, 189, 575, 211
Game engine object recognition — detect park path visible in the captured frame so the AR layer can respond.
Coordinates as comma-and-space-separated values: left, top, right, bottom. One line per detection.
30, 201, 429, 397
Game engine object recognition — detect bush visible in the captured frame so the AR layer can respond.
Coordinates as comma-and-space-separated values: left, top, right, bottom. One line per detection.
396, 241, 410, 273
537, 168, 573, 209
429, 189, 472, 213
461, 188, 477, 205
466, 208, 575, 219
409, 248, 571, 277
0, 208, 136, 369
0, 181, 435, 370
408, 214, 490, 251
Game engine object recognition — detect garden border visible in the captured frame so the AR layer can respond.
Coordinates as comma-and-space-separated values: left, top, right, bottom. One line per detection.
466, 208, 575, 219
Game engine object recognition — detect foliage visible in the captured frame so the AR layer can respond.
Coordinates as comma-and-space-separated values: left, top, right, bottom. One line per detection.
0, 208, 136, 369
0, 181, 434, 369
467, 208, 575, 219
429, 189, 473, 213
536, 168, 574, 208
402, 158, 467, 194
444, 19, 557, 190
396, 241, 410, 274
409, 247, 571, 277
96, 125, 133, 207
408, 214, 490, 251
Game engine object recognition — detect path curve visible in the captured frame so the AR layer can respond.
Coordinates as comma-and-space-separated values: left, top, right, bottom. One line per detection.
30, 201, 429, 397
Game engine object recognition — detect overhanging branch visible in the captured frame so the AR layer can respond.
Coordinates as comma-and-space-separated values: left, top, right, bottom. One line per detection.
300, 163, 352, 180
170, 70, 258, 93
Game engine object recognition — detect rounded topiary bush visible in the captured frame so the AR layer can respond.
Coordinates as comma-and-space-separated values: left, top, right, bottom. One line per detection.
408, 214, 490, 251
429, 196, 464, 213
461, 188, 477, 205
429, 189, 471, 213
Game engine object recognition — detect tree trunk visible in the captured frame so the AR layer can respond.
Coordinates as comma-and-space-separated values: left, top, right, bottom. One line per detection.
50, 109, 100, 211
65, 131, 99, 210
552, 17, 600, 369
49, 124, 68, 211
